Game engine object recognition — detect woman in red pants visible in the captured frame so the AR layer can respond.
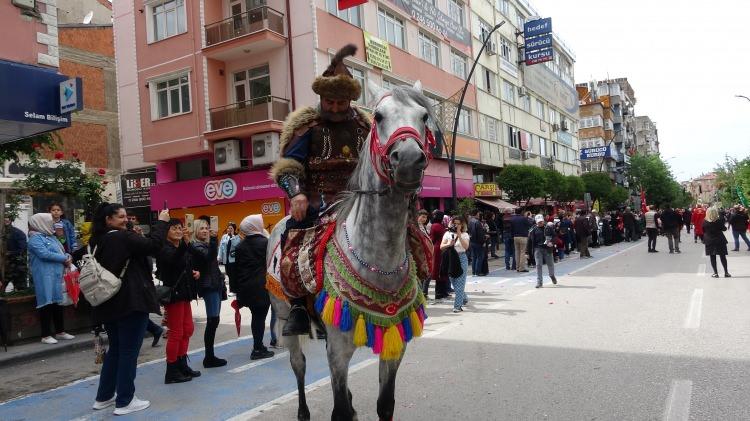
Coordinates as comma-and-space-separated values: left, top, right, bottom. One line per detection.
157, 219, 202, 384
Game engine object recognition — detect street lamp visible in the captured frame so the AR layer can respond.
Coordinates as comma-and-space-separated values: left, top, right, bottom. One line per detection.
450, 21, 505, 211
736, 94, 750, 102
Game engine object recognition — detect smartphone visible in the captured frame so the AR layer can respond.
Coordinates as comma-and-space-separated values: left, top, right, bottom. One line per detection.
185, 214, 194, 232
163, 200, 168, 210
209, 216, 219, 233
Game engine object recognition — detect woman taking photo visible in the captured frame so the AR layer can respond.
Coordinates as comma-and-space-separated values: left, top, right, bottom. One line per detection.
218, 222, 240, 286
48, 202, 78, 253
90, 203, 169, 415
703, 206, 731, 278
440, 216, 470, 313
233, 214, 275, 360
27, 213, 75, 344
157, 219, 202, 384
192, 219, 228, 368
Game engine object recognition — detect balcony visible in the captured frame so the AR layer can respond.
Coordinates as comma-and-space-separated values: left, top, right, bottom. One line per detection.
206, 96, 289, 139
204, 7, 286, 61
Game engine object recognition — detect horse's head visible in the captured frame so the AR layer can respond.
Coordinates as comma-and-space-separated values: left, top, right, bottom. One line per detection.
365, 80, 437, 193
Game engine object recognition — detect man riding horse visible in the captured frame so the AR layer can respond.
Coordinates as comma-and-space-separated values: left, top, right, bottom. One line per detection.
270, 44, 432, 337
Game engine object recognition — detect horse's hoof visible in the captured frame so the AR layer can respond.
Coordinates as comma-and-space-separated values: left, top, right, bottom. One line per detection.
298, 407, 311, 421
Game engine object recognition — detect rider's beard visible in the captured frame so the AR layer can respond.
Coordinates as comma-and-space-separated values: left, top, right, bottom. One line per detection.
319, 107, 351, 123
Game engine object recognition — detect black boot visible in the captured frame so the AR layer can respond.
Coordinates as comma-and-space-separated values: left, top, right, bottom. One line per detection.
282, 299, 311, 337
250, 347, 275, 360
179, 355, 201, 378
203, 317, 227, 368
165, 361, 192, 384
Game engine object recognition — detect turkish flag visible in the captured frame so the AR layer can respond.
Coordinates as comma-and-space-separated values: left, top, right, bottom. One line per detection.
338, 0, 367, 10
640, 188, 648, 214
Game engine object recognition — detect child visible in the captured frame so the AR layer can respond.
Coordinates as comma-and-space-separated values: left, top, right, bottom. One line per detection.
54, 222, 70, 253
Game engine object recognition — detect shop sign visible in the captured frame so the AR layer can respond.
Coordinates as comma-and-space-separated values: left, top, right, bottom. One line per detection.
59, 78, 82, 114
121, 171, 156, 208
204, 178, 238, 201
389, 0, 470, 46
525, 48, 553, 65
261, 201, 283, 215
524, 17, 552, 38
363, 32, 392, 71
474, 183, 500, 197
580, 146, 611, 160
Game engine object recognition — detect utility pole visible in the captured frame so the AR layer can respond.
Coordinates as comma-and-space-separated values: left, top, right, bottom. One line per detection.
450, 21, 505, 211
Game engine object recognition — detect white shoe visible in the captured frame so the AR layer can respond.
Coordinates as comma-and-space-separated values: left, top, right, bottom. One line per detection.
113, 396, 150, 416
56, 332, 75, 340
93, 396, 116, 410
41, 336, 58, 344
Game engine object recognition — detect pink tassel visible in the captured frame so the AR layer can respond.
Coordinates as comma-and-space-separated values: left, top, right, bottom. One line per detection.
333, 298, 343, 327
416, 307, 425, 325
373, 326, 384, 354
397, 323, 406, 342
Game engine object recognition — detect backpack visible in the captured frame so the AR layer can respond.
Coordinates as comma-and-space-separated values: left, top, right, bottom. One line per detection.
79, 244, 129, 307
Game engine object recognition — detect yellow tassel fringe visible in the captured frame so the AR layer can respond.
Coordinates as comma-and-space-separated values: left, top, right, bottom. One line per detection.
353, 315, 367, 347
409, 310, 423, 337
321, 298, 335, 325
381, 325, 404, 360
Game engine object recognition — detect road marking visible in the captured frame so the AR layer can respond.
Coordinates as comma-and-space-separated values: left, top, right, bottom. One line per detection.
228, 351, 290, 373
493, 278, 512, 285
696, 264, 706, 277
566, 241, 642, 276
663, 379, 693, 421
684, 289, 703, 329
516, 290, 535, 297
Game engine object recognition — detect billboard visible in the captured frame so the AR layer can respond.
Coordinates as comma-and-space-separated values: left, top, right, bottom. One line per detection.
363, 32, 392, 71
525, 48, 553, 65
580, 146, 611, 160
523, 17, 553, 66
389, 0, 470, 46
524, 18, 552, 38
524, 62, 579, 115
121, 171, 156, 208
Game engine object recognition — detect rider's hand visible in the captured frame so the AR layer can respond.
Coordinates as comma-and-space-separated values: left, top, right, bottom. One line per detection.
291, 194, 309, 222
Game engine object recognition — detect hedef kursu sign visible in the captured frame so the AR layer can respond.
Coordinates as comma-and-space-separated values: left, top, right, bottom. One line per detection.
523, 18, 554, 66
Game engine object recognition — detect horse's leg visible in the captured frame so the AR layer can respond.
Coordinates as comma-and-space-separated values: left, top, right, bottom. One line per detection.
287, 335, 311, 421
376, 349, 405, 421
326, 328, 357, 421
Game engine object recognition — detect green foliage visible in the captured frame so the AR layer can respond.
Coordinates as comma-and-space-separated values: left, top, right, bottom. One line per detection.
496, 165, 546, 205
542, 169, 566, 202
455, 197, 475, 220
581, 172, 612, 204
714, 156, 750, 207
562, 175, 586, 204
0, 132, 58, 163
603, 186, 630, 211
629, 154, 690, 207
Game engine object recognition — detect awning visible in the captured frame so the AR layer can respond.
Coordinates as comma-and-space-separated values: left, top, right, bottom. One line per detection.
475, 197, 517, 210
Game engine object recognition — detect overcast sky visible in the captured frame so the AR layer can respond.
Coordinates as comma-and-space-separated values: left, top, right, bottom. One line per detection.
530, 0, 750, 182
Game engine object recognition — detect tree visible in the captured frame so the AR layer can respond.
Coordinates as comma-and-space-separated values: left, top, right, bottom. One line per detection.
0, 132, 58, 164
496, 165, 546, 206
628, 154, 685, 207
542, 169, 566, 202
561, 175, 585, 205
603, 186, 630, 211
581, 172, 612, 204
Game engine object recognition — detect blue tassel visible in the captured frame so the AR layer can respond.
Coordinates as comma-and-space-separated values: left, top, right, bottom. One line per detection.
366, 321, 375, 348
339, 302, 353, 332
420, 304, 428, 320
402, 318, 413, 342
314, 290, 327, 314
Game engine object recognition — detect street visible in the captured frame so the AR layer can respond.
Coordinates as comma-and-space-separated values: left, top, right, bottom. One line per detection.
1, 231, 749, 420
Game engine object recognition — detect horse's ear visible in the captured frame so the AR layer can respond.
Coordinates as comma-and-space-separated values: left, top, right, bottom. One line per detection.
368, 80, 387, 106
412, 80, 423, 93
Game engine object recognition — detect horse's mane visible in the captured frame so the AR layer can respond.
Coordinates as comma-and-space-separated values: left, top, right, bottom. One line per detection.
334, 86, 440, 220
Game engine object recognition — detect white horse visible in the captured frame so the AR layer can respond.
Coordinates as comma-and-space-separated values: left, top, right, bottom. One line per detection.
268, 80, 435, 421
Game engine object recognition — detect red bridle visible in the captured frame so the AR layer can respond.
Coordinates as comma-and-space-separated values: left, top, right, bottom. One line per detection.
368, 94, 437, 185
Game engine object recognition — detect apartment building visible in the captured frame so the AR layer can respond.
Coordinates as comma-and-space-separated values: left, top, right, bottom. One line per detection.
634, 115, 659, 156
114, 0, 481, 222
686, 173, 717, 205
468, 0, 580, 190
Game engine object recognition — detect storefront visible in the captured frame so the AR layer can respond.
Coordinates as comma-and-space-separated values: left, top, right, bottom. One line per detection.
149, 169, 287, 234
120, 169, 157, 232
420, 159, 474, 212
473, 183, 517, 212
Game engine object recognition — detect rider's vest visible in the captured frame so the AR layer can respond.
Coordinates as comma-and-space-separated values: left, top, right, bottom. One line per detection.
305, 116, 368, 205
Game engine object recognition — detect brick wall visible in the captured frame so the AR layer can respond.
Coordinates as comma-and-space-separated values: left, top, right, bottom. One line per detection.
60, 60, 105, 111
46, 122, 109, 169
58, 27, 114, 57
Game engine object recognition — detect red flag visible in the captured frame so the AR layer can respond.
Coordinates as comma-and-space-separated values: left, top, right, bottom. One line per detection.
640, 188, 648, 214
338, 0, 367, 10
230, 299, 241, 336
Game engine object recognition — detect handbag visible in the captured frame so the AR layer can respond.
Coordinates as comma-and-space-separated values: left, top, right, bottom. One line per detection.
79, 244, 129, 307
156, 270, 187, 306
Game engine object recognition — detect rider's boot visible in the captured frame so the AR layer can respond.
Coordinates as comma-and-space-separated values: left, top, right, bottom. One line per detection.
283, 297, 311, 336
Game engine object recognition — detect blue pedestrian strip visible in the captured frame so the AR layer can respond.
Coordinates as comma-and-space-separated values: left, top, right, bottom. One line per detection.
0, 333, 373, 421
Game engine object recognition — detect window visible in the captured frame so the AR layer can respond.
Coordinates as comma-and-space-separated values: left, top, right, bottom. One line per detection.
177, 158, 210, 181
233, 64, 270, 104
487, 116, 498, 143
478, 66, 497, 94
478, 18, 492, 42
450, 50, 467, 79
349, 67, 367, 106
499, 37, 513, 62
539, 137, 547, 156
326, 0, 361, 27
448, 0, 464, 26
419, 32, 440, 66
150, 0, 186, 42
496, 0, 509, 16
507, 124, 519, 148
456, 107, 471, 135
580, 116, 603, 128
552, 142, 559, 157
502, 80, 515, 104
378, 9, 405, 49
521, 94, 531, 112
549, 108, 559, 125
604, 119, 613, 130
515, 8, 525, 29
151, 72, 191, 119
535, 99, 545, 120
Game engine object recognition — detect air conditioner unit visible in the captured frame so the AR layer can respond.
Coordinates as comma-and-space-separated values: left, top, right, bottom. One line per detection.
518, 87, 527, 97
214, 139, 242, 172
251, 132, 280, 167
485, 42, 497, 56
552, 123, 560, 132
560, 120, 569, 131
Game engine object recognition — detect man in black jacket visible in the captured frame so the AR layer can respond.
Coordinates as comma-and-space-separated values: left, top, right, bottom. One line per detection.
622, 208, 636, 242
575, 211, 592, 258
682, 208, 693, 234
729, 206, 750, 251
467, 210, 487, 276
510, 208, 533, 272
660, 204, 682, 253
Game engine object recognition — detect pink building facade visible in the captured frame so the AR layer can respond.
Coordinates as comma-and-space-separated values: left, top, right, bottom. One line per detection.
115, 0, 477, 226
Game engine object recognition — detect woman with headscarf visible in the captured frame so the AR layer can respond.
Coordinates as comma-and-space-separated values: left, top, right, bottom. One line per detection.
233, 214, 274, 360
27, 213, 75, 344
703, 206, 731, 278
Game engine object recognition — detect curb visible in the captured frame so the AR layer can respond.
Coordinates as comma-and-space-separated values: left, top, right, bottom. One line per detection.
0, 336, 109, 369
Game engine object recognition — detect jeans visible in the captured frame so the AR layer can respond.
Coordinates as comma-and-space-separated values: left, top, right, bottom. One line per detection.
96, 311, 149, 408
503, 236, 516, 270
164, 301, 193, 363
490, 235, 499, 256
449, 252, 468, 310
203, 290, 221, 318
647, 228, 658, 251
470, 243, 485, 275
269, 306, 278, 343
666, 228, 680, 252
534, 248, 555, 285
732, 229, 750, 250
38, 303, 64, 338
513, 237, 528, 271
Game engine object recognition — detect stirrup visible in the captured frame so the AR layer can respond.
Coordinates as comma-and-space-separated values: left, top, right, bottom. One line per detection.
282, 305, 311, 336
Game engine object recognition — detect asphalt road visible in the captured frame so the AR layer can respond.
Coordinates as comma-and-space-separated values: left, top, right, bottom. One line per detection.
2, 230, 749, 420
